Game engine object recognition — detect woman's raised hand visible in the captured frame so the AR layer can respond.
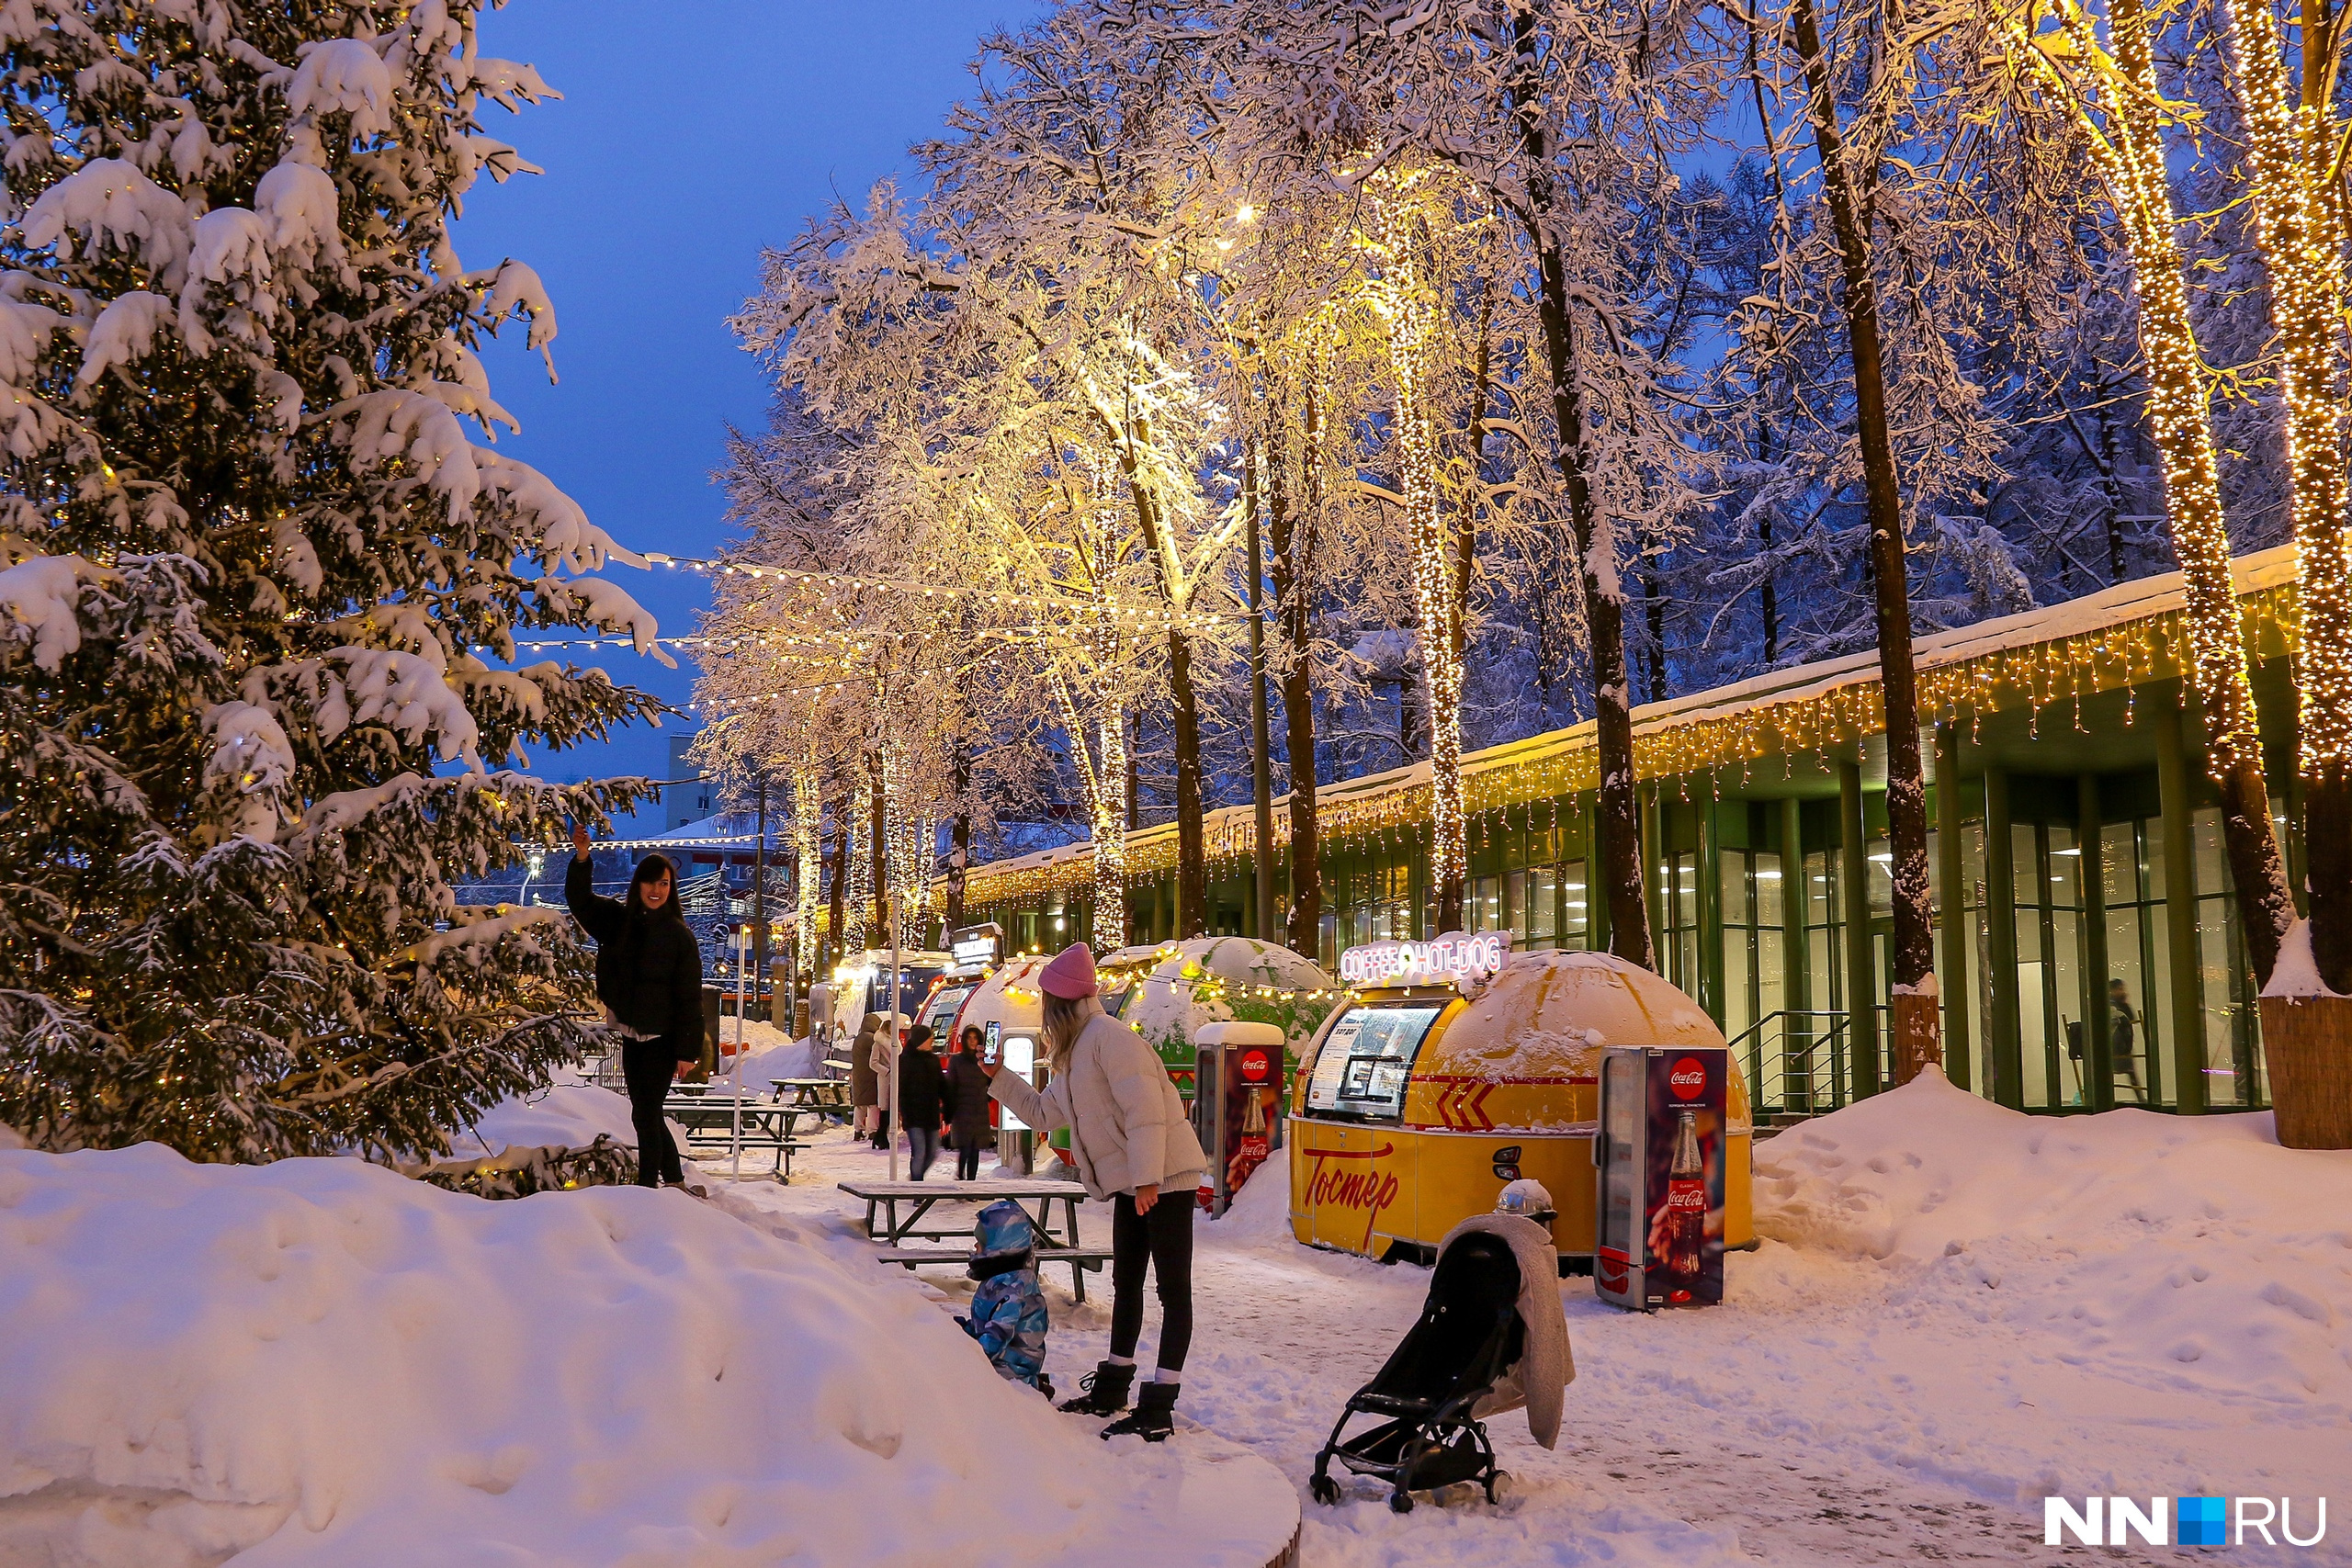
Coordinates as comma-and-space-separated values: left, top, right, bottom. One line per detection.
571, 820, 592, 860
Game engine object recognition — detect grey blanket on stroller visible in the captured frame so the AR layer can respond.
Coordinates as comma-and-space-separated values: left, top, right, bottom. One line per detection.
1436, 1213, 1576, 1449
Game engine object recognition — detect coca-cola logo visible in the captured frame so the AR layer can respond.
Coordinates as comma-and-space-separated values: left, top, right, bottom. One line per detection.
1239, 1048, 1271, 1083
1667, 1181, 1706, 1212
1668, 1057, 1708, 1100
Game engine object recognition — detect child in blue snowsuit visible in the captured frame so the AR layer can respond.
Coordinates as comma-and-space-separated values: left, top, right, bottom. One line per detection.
958, 1200, 1053, 1401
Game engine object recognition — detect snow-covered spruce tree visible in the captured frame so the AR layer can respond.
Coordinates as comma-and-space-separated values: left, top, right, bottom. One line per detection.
0, 1, 664, 1161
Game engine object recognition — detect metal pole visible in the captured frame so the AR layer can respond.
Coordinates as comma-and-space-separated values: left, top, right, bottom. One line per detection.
887, 893, 902, 1181
731, 922, 747, 1182
1247, 478, 1275, 943
752, 773, 769, 1020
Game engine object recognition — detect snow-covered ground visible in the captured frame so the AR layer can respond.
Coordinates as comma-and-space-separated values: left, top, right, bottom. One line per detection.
0, 1109, 1294, 1568
729, 1070, 2349, 1565
5, 1067, 2344, 1565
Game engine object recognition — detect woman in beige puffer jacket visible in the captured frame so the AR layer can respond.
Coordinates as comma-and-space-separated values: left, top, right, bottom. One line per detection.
985, 942, 1204, 1443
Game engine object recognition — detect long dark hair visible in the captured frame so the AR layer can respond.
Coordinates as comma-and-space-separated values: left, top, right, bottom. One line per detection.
624, 853, 684, 922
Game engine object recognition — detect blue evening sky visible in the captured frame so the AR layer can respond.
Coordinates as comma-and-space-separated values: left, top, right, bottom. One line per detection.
452, 2, 1033, 805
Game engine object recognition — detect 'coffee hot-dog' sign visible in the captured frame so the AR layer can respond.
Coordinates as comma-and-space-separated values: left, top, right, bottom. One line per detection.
1338, 931, 1510, 987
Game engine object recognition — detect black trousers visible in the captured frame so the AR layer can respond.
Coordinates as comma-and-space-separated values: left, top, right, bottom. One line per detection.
956, 1138, 984, 1180
908, 1123, 940, 1180
622, 1048, 684, 1188
1109, 1190, 1195, 1373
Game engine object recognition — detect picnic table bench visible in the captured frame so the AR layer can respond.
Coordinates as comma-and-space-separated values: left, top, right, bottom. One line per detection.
662, 1093, 817, 1179
839, 1178, 1102, 1299
872, 1244, 1112, 1303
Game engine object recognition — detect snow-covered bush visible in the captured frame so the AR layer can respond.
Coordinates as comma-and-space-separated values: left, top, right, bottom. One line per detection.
0, 3, 664, 1160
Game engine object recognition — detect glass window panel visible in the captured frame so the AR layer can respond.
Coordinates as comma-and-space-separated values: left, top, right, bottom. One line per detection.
1505, 869, 1527, 939
1758, 929, 1786, 1021
1808, 927, 1838, 1011
1560, 861, 1589, 947
1924, 828, 1941, 914
1529, 866, 1558, 944
1807, 850, 1834, 927
1755, 852, 1783, 929
1867, 836, 1894, 918
2013, 823, 2041, 909
2098, 821, 2133, 906
1962, 821, 1987, 909
1720, 851, 1751, 929
2103, 907, 2150, 1105
2016, 906, 2052, 1109
1677, 930, 1699, 996
2052, 909, 2083, 1104
2048, 825, 2078, 910
1725, 926, 1757, 1047
2197, 905, 2244, 1108
2143, 821, 2167, 915
1674, 852, 1699, 931
2192, 807, 2226, 897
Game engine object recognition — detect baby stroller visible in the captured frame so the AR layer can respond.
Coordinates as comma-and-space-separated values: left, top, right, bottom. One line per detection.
1309, 1183, 1573, 1515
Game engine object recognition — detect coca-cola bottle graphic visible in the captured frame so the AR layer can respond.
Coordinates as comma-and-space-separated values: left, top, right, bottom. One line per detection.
1663, 1108, 1705, 1303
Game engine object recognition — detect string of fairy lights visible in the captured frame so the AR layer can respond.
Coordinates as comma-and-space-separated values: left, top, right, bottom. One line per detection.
955, 581, 2301, 908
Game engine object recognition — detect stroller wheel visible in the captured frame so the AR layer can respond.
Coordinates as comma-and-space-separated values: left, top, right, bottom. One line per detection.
1388, 1489, 1415, 1515
1486, 1471, 1515, 1504
1309, 1475, 1340, 1506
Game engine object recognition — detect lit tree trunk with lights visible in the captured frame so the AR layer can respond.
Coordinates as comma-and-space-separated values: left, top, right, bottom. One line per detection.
1991, 0, 2293, 1006
2216, 0, 2352, 1144
1364, 164, 1470, 936
793, 769, 822, 976
1784, 0, 1939, 1087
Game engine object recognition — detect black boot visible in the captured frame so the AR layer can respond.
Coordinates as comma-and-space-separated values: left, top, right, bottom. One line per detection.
1057, 1360, 1135, 1416
1100, 1379, 1178, 1442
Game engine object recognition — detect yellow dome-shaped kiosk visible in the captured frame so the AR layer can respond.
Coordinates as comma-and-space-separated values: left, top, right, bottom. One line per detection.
1288, 950, 1753, 1264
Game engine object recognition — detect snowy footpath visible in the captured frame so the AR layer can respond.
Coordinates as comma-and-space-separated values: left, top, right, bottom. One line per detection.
4, 1068, 2346, 1565
733, 1071, 2350, 1566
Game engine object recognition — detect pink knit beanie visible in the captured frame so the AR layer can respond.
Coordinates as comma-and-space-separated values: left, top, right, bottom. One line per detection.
1038, 942, 1098, 999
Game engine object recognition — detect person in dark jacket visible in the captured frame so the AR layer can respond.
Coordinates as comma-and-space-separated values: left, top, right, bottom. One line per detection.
566, 824, 706, 1195
947, 1025, 994, 1180
898, 1025, 946, 1179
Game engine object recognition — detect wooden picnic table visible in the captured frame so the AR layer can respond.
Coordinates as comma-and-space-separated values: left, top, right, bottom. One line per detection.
773, 1077, 851, 1113
662, 1095, 819, 1179
837, 1178, 1089, 1248
839, 1178, 1105, 1302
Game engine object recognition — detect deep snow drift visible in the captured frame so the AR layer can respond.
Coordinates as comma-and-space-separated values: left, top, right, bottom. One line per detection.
0, 1141, 1291, 1567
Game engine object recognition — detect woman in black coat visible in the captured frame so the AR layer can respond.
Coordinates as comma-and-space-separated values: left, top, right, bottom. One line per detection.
897, 1025, 947, 1180
567, 824, 706, 1195
946, 1024, 993, 1180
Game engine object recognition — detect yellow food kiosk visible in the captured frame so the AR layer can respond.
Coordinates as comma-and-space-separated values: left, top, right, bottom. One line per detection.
1289, 943, 1752, 1266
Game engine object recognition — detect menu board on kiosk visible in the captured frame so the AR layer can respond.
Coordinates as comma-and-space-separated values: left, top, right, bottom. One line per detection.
1304, 1003, 1445, 1122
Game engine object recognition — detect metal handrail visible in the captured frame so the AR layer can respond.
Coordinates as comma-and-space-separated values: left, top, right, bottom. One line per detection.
1724, 1007, 1892, 1117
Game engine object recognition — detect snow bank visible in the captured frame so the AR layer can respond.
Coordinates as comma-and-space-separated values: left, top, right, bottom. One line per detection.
1755, 1069, 2352, 1404
458, 1081, 640, 1157
717, 1021, 823, 1086
0, 1144, 1295, 1567
1209, 1139, 1299, 1251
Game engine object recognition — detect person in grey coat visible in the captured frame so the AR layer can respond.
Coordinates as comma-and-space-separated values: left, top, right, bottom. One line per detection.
986, 942, 1205, 1442
849, 1012, 884, 1144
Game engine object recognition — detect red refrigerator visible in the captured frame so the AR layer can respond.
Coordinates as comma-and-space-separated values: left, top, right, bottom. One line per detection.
1593, 1045, 1728, 1311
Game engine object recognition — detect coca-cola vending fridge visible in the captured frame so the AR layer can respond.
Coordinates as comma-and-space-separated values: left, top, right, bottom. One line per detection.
1193, 1021, 1284, 1216
1593, 1045, 1727, 1311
